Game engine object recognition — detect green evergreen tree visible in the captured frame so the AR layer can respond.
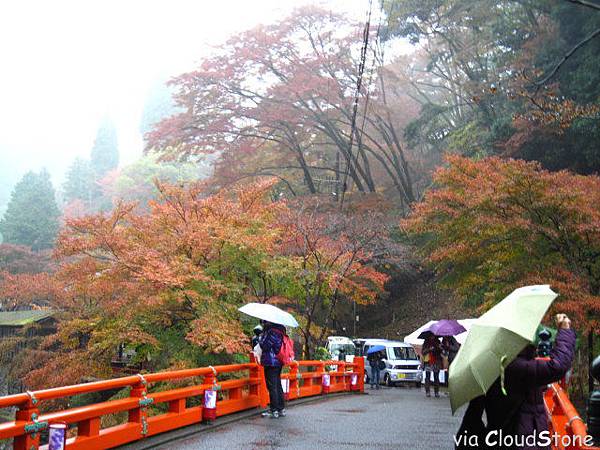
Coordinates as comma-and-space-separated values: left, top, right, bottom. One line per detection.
63, 157, 94, 206
0, 170, 61, 250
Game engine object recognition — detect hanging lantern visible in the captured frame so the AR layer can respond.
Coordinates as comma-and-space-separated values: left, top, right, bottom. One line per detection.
322, 373, 330, 394
48, 423, 67, 450
281, 378, 290, 401
202, 389, 217, 421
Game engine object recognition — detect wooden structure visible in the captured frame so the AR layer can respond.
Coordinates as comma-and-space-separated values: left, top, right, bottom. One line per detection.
0, 357, 365, 449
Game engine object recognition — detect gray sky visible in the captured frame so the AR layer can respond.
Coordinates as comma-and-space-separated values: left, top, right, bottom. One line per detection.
0, 0, 377, 195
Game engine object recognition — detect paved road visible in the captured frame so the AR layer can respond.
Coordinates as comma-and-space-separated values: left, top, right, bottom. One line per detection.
157, 386, 464, 450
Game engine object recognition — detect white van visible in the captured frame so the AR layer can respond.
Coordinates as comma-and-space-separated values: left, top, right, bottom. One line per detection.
326, 336, 356, 361
363, 339, 422, 387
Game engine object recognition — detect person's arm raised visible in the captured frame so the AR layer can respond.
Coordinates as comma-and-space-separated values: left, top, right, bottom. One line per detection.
507, 314, 576, 388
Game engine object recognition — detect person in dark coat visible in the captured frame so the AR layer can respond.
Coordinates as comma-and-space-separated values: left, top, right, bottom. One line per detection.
442, 335, 461, 380
367, 350, 383, 389
442, 336, 460, 366
259, 320, 286, 418
455, 313, 576, 450
422, 334, 443, 397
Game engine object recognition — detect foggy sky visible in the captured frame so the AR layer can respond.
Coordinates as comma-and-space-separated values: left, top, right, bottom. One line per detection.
0, 0, 373, 207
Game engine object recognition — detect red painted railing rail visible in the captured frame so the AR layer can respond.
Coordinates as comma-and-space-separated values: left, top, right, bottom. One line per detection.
544, 382, 598, 450
0, 357, 364, 450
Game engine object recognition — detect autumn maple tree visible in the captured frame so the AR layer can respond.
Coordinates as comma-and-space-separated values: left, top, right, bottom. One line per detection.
146, 6, 420, 205
1, 180, 283, 388
277, 200, 390, 356
403, 155, 600, 392
0, 177, 392, 388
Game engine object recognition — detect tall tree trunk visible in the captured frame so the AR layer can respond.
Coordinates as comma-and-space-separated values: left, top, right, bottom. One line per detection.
295, 150, 317, 194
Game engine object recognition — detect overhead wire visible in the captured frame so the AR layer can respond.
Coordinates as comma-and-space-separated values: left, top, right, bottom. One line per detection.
339, 0, 391, 208
339, 0, 374, 208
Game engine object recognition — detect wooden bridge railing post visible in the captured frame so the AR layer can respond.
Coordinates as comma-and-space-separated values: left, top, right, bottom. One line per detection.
128, 374, 151, 438
13, 398, 41, 450
355, 356, 365, 393
289, 361, 299, 401
316, 361, 325, 394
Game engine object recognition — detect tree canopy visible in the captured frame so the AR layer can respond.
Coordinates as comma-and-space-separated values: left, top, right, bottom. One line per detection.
383, 0, 600, 173
0, 170, 60, 251
402, 155, 600, 333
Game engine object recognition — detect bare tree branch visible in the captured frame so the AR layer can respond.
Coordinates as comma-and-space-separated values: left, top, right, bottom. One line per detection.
566, 0, 600, 12
535, 26, 600, 87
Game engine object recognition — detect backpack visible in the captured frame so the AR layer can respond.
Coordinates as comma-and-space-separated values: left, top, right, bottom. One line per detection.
273, 329, 295, 365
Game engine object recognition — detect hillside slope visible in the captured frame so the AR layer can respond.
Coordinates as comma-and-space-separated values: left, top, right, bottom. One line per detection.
355, 261, 470, 341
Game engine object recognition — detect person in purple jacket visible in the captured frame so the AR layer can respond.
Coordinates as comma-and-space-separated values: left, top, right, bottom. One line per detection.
456, 313, 576, 450
259, 320, 287, 418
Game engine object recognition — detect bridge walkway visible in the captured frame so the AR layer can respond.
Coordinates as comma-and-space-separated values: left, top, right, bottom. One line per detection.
140, 387, 462, 450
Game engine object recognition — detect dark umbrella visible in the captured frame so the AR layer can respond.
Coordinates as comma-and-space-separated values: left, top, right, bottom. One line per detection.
366, 345, 386, 355
417, 330, 434, 339
430, 319, 466, 337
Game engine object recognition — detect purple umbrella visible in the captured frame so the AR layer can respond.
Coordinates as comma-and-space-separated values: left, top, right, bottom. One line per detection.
429, 319, 466, 336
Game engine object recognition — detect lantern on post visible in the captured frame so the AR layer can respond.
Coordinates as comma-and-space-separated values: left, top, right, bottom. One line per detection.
202, 366, 218, 422
322, 373, 330, 394
281, 378, 290, 401
48, 423, 67, 450
202, 389, 217, 422
350, 373, 359, 391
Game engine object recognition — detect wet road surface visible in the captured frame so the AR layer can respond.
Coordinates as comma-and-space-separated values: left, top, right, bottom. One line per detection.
156, 386, 463, 450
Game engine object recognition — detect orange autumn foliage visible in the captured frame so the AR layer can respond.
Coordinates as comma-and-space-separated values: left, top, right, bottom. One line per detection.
1, 179, 390, 388
403, 155, 600, 333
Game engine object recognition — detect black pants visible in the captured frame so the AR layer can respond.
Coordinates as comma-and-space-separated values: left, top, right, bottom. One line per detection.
425, 369, 440, 395
264, 365, 285, 412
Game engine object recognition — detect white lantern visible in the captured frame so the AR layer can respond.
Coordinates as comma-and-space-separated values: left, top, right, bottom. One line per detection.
204, 389, 217, 408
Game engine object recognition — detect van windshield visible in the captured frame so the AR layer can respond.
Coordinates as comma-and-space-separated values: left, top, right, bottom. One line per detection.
330, 343, 355, 356
387, 347, 418, 361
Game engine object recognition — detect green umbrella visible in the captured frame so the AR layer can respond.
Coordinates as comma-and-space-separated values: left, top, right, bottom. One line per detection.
449, 285, 558, 413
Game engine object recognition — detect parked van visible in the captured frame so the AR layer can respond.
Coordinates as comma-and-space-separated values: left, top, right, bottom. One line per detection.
326, 336, 356, 361
363, 339, 422, 387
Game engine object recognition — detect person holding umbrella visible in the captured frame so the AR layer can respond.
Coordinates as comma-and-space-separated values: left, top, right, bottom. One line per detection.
258, 320, 287, 418
451, 285, 577, 450
430, 319, 465, 378
422, 333, 443, 397
238, 303, 299, 419
367, 346, 385, 389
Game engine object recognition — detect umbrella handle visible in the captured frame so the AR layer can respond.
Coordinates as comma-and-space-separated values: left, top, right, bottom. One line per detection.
500, 355, 508, 396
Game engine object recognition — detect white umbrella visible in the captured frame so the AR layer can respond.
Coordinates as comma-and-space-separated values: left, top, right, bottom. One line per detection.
403, 319, 477, 347
239, 303, 299, 327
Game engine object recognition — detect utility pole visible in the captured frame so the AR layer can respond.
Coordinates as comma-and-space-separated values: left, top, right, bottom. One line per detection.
353, 300, 356, 337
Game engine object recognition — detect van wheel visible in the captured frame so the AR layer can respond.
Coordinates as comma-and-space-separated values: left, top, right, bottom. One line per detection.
414, 381, 421, 388
384, 374, 394, 387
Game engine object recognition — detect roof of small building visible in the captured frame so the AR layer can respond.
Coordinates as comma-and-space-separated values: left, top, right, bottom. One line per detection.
0, 310, 54, 327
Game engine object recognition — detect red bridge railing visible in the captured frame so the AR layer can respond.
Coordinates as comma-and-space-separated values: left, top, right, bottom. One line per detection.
544, 382, 598, 450
0, 357, 365, 450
